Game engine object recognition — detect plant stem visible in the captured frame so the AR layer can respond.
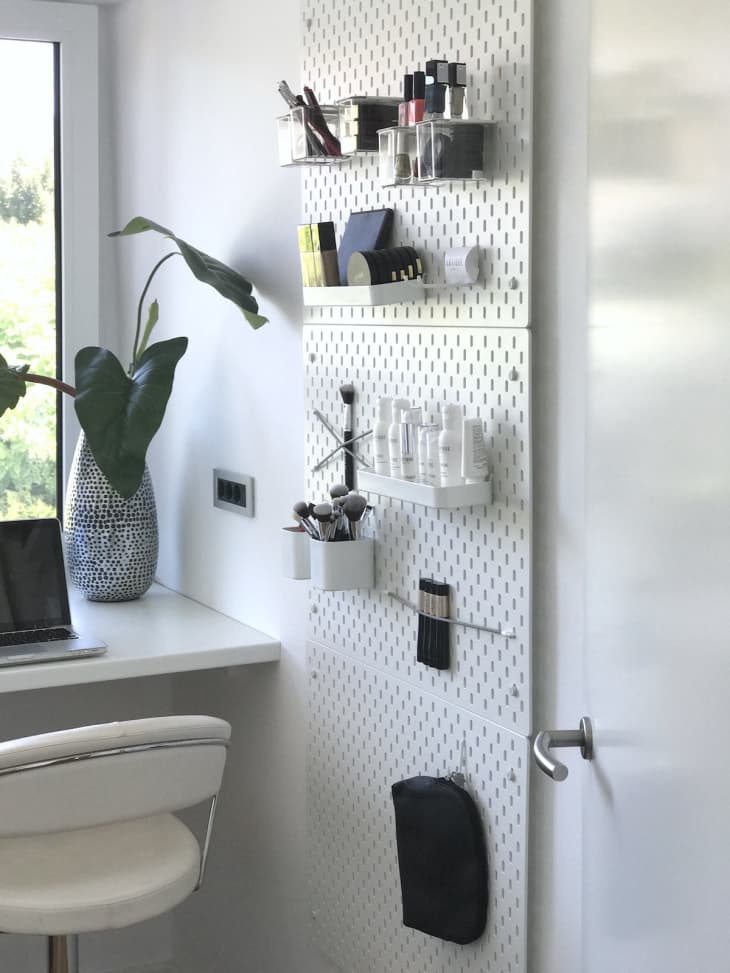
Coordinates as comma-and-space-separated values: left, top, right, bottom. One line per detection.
131, 250, 180, 372
24, 373, 76, 398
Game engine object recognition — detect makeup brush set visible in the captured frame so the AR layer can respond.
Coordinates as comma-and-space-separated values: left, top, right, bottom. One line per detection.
283, 488, 375, 590
292, 485, 371, 542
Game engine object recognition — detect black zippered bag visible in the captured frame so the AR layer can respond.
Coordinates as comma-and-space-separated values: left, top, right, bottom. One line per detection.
391, 775, 488, 944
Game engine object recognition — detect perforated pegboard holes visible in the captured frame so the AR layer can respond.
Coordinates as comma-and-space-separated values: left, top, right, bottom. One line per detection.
307, 642, 529, 973
305, 325, 531, 736
301, 0, 532, 328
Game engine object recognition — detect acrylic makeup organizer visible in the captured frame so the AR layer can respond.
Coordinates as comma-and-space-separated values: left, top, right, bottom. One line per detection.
377, 120, 497, 187
277, 105, 352, 167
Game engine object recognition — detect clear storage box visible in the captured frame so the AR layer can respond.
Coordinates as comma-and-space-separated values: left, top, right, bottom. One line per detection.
415, 120, 496, 184
277, 105, 350, 167
338, 97, 400, 154
377, 126, 418, 187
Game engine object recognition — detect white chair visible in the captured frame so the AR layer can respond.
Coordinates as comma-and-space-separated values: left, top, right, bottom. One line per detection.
0, 715, 231, 973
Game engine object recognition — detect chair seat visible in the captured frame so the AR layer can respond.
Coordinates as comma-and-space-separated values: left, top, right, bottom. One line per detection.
0, 813, 200, 935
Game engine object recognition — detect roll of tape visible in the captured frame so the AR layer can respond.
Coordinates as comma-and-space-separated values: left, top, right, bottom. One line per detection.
444, 245, 479, 285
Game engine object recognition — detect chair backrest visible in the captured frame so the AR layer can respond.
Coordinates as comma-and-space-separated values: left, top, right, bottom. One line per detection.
0, 715, 231, 837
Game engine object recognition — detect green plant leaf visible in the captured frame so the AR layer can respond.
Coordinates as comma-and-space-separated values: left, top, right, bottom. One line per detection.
109, 217, 268, 330
74, 338, 189, 498
136, 298, 159, 362
0, 355, 29, 417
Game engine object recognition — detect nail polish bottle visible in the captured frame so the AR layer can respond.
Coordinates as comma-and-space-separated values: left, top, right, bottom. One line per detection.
424, 81, 446, 120
425, 59, 448, 120
408, 71, 425, 125
448, 62, 467, 119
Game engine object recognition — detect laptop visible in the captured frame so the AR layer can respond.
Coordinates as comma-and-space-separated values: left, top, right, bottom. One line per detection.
0, 518, 107, 667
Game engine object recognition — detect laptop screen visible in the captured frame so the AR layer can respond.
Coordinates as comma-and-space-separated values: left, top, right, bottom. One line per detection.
0, 520, 71, 634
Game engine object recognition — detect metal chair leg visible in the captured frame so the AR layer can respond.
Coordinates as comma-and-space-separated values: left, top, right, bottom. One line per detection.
48, 934, 78, 973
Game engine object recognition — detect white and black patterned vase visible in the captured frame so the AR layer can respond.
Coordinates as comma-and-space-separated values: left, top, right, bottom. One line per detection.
64, 434, 158, 602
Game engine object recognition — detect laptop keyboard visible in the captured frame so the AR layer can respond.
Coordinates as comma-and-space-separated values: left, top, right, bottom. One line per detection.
0, 628, 75, 647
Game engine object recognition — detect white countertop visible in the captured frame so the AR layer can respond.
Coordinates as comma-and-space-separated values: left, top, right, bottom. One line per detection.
0, 583, 280, 693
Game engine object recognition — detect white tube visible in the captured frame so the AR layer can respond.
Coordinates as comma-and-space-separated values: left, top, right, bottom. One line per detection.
373, 397, 392, 475
461, 417, 489, 483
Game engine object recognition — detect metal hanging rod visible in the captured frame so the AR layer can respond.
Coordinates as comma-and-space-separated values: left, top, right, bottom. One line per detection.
312, 427, 373, 473
312, 409, 372, 473
386, 591, 516, 639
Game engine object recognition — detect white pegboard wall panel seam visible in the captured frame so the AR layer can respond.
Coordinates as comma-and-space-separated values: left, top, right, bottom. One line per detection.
307, 637, 530, 750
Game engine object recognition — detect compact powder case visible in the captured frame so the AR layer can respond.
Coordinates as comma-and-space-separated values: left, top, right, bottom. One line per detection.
347, 247, 424, 286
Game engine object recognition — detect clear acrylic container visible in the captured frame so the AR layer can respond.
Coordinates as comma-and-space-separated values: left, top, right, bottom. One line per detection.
338, 97, 400, 154
277, 105, 350, 167
377, 126, 418, 187
415, 120, 496, 183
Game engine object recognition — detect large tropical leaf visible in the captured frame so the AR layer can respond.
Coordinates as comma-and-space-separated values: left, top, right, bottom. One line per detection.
0, 355, 29, 417
109, 217, 267, 330
74, 338, 189, 498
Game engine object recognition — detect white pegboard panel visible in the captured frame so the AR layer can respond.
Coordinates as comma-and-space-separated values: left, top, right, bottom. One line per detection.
300, 0, 532, 327
307, 641, 529, 973
305, 325, 531, 736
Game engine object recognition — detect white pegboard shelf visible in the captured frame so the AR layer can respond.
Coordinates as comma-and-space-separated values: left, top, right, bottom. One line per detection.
359, 470, 492, 509
302, 280, 425, 307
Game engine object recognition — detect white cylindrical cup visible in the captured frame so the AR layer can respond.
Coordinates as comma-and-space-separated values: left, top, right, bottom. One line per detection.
281, 526, 311, 580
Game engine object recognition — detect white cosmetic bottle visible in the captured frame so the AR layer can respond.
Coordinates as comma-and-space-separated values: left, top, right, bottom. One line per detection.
461, 417, 489, 482
424, 425, 440, 484
388, 398, 410, 478
400, 407, 422, 481
438, 404, 464, 486
373, 397, 392, 475
418, 418, 435, 483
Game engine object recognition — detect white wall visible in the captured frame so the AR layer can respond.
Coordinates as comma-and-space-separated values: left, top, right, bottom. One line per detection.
100, 1, 316, 970
530, 4, 589, 973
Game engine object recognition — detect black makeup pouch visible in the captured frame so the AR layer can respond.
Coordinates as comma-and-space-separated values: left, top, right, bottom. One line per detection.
391, 775, 487, 944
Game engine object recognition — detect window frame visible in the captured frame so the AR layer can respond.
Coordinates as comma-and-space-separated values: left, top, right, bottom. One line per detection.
0, 0, 99, 500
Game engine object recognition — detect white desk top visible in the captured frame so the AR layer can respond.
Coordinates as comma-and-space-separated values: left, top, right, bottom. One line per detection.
0, 583, 280, 694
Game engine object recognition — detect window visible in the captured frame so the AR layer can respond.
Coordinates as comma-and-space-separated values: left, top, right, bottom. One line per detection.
0, 38, 59, 517
0, 0, 99, 518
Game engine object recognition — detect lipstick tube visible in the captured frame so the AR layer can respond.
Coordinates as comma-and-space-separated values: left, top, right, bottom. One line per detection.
399, 74, 413, 127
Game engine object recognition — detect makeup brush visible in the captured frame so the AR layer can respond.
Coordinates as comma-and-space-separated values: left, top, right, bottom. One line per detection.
339, 383, 356, 492
313, 502, 334, 541
342, 493, 368, 540
292, 512, 318, 538
293, 500, 316, 532
329, 483, 349, 500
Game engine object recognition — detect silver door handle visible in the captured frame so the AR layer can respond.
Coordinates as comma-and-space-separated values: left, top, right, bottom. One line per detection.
533, 717, 594, 781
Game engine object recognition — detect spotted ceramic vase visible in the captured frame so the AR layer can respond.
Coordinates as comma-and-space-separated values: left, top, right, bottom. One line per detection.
64, 435, 158, 602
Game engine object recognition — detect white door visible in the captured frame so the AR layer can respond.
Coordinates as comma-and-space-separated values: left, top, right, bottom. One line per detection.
582, 1, 730, 970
